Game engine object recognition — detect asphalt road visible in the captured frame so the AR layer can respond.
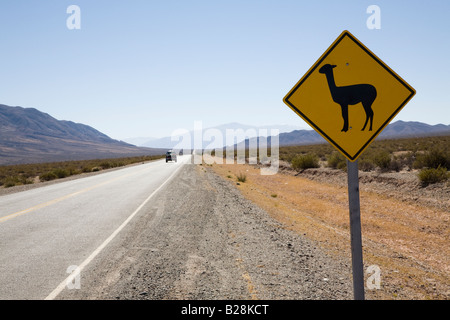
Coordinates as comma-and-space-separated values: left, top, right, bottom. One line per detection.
57, 162, 352, 300
0, 155, 190, 299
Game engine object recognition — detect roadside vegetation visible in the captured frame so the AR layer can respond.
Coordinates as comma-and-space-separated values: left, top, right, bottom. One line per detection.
236, 172, 247, 183
217, 135, 449, 186
291, 153, 320, 170
0, 155, 165, 188
278, 135, 450, 185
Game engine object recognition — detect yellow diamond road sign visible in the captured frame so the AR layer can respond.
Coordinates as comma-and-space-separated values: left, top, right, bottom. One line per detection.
283, 30, 416, 161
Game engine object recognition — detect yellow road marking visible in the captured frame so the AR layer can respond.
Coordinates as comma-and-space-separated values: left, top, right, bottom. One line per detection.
0, 164, 159, 224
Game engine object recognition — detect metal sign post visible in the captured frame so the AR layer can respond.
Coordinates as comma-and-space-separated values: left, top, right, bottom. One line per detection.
346, 160, 365, 300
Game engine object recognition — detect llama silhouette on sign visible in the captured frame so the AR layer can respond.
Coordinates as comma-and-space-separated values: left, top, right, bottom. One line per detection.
319, 64, 377, 132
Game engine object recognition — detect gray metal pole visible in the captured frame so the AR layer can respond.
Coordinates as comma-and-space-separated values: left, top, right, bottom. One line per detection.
346, 160, 365, 300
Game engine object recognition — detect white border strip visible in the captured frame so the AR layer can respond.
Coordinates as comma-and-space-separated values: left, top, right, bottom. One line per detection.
45, 160, 187, 300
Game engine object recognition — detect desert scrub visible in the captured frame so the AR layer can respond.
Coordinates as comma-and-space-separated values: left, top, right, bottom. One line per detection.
99, 161, 113, 169
393, 152, 415, 171
2, 175, 33, 188
418, 166, 449, 186
291, 153, 320, 171
327, 152, 346, 169
38, 168, 70, 181
0, 154, 165, 188
52, 168, 70, 179
236, 172, 247, 183
413, 149, 449, 170
40, 172, 58, 181
358, 159, 375, 172
389, 158, 403, 172
371, 151, 392, 172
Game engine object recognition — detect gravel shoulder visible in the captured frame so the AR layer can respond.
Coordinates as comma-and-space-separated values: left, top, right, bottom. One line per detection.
57, 163, 353, 300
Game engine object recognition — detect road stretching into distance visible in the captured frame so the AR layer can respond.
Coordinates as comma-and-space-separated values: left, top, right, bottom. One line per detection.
0, 155, 190, 299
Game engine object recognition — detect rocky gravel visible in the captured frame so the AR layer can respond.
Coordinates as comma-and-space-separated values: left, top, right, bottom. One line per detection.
58, 163, 354, 300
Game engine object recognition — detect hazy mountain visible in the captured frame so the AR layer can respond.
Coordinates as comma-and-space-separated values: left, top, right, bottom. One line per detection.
132, 120, 449, 150
378, 120, 450, 138
123, 136, 158, 146
138, 123, 305, 149
0, 104, 166, 165
276, 129, 324, 146
236, 120, 450, 149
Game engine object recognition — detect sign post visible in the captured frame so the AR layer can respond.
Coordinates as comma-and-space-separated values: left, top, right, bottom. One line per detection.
347, 160, 364, 300
282, 30, 416, 300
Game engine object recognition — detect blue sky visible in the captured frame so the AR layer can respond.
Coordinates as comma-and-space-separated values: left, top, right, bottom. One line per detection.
0, 1, 448, 140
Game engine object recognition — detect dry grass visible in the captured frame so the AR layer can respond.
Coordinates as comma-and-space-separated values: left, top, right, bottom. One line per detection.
211, 162, 449, 300
0, 155, 165, 188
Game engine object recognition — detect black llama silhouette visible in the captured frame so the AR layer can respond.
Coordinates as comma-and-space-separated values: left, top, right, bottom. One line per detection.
319, 64, 377, 132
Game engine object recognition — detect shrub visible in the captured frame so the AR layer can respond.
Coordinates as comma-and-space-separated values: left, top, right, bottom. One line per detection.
68, 168, 81, 175
413, 149, 449, 170
394, 152, 414, 171
82, 167, 92, 173
337, 161, 347, 172
2, 175, 34, 187
52, 168, 70, 179
359, 159, 375, 172
372, 151, 391, 171
236, 172, 247, 183
99, 162, 112, 169
4, 178, 17, 188
327, 152, 346, 169
291, 153, 320, 171
418, 166, 449, 186
389, 158, 403, 172
40, 172, 58, 181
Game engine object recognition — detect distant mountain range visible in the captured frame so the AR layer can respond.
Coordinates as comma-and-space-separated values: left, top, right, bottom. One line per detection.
269, 120, 450, 147
127, 123, 306, 149
0, 104, 165, 165
1, 103, 448, 166
378, 120, 450, 138
127, 120, 450, 150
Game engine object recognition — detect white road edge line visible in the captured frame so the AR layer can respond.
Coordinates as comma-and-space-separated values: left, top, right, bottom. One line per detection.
45, 159, 188, 300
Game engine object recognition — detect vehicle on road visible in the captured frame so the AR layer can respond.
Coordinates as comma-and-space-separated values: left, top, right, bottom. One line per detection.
166, 151, 177, 163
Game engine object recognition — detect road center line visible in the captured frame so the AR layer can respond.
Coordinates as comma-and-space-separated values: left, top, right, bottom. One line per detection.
44, 161, 186, 300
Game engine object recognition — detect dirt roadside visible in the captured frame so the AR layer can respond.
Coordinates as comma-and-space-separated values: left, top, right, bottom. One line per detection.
58, 163, 354, 300
210, 161, 449, 300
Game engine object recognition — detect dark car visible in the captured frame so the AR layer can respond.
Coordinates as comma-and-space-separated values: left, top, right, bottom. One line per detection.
165, 151, 177, 163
